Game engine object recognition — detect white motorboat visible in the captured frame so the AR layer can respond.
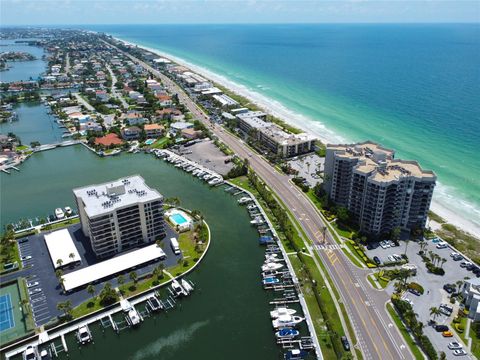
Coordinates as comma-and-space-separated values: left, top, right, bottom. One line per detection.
64, 206, 73, 217
270, 307, 297, 319
171, 279, 187, 297
181, 279, 194, 294
203, 174, 213, 180
55, 208, 65, 220
192, 169, 201, 176
146, 295, 163, 311
237, 197, 253, 205
76, 324, 93, 345
250, 216, 265, 226
272, 315, 304, 329
275, 328, 300, 339
39, 349, 51, 360
208, 178, 223, 186
262, 262, 284, 272
120, 299, 142, 326
196, 171, 205, 178
247, 204, 257, 211
23, 346, 40, 360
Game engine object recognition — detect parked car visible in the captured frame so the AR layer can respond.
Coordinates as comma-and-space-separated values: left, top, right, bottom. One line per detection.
460, 261, 472, 268
434, 324, 449, 332
341, 336, 350, 351
21, 255, 32, 261
29, 288, 42, 295
380, 241, 389, 249
448, 342, 463, 350
18, 237, 29, 243
27, 281, 39, 288
373, 256, 381, 265
443, 284, 455, 294
466, 264, 475, 271
409, 288, 421, 296
453, 349, 467, 356
436, 242, 448, 249
442, 331, 453, 337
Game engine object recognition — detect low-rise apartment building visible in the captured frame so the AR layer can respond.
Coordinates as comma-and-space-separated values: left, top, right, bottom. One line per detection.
324, 141, 436, 236
236, 111, 316, 158
73, 176, 166, 258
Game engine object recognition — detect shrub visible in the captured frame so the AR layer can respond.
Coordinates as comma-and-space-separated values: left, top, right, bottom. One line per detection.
455, 324, 465, 333
407, 282, 425, 295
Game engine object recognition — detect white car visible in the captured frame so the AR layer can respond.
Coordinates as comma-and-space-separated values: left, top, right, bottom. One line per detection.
21, 255, 32, 261
460, 261, 472, 268
29, 288, 42, 295
453, 349, 467, 356
436, 242, 448, 249
380, 241, 390, 249
27, 282, 39, 288
448, 342, 462, 350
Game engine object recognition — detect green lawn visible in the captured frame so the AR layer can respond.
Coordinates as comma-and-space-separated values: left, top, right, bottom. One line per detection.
451, 316, 468, 342
470, 322, 480, 359
150, 137, 170, 149
16, 145, 29, 151
19, 278, 35, 331
40, 217, 80, 232
0, 240, 21, 273
386, 303, 424, 360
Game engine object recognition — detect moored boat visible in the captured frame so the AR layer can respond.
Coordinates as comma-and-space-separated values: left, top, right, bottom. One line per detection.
76, 324, 93, 345
270, 307, 297, 319
275, 327, 300, 339
55, 208, 65, 220
272, 314, 304, 329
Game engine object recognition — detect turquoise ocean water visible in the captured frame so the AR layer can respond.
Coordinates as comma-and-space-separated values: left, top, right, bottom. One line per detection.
85, 24, 480, 232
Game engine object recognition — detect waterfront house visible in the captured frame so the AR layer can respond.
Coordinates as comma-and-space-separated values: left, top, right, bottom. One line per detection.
461, 278, 480, 321
94, 133, 123, 147
125, 110, 146, 126
144, 123, 164, 138
122, 126, 141, 141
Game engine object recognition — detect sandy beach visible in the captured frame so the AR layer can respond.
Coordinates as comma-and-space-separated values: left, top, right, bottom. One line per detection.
112, 35, 480, 238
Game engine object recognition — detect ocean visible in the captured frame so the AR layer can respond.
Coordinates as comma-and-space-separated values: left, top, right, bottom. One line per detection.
85, 24, 480, 234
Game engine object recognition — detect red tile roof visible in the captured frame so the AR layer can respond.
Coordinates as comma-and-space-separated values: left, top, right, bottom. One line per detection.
94, 133, 123, 146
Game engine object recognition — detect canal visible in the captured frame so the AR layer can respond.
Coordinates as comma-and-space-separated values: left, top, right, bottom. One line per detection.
1, 146, 283, 359
0, 101, 64, 145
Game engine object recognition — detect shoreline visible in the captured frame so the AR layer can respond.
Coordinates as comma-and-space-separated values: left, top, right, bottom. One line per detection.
108, 34, 479, 238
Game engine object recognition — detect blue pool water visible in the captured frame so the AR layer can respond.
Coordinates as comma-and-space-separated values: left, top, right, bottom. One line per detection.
145, 139, 155, 145
171, 213, 188, 225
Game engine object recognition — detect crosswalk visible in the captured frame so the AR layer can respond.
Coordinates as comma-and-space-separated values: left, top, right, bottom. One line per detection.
314, 244, 343, 251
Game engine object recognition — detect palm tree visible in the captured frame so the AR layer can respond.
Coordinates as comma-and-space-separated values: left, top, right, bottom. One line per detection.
20, 299, 30, 314
69, 253, 75, 262
129, 271, 138, 286
419, 241, 427, 253
155, 239, 162, 248
440, 258, 447, 269
117, 274, 125, 287
429, 306, 441, 321
56, 258, 63, 268
86, 284, 95, 300
403, 239, 410, 256
56, 300, 72, 319
456, 280, 464, 293
55, 269, 63, 279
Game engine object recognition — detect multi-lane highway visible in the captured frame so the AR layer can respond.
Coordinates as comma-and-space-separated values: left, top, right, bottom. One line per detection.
105, 40, 414, 360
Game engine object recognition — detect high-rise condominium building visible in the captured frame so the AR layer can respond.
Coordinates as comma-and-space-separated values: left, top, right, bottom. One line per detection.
73, 175, 165, 258
324, 141, 436, 236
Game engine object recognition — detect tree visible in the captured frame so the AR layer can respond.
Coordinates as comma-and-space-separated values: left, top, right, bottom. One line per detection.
440, 258, 447, 269
456, 280, 464, 293
403, 239, 410, 256
69, 253, 75, 262
391, 227, 401, 242
56, 258, 63, 268
439, 351, 447, 360
117, 274, 125, 287
429, 306, 441, 321
336, 207, 349, 224
98, 282, 118, 306
20, 299, 30, 314
56, 300, 72, 319
153, 265, 164, 280
129, 271, 138, 286
86, 284, 95, 300
155, 239, 162, 248
30, 141, 41, 148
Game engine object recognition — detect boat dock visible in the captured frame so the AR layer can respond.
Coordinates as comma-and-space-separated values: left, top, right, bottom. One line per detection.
224, 181, 322, 360
2, 278, 194, 360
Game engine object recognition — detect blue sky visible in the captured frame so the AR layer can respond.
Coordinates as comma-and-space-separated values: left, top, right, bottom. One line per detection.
1, 0, 479, 26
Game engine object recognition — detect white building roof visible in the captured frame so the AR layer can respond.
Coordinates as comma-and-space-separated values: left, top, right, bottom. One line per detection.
212, 94, 238, 107
44, 229, 81, 269
73, 176, 162, 218
62, 244, 166, 291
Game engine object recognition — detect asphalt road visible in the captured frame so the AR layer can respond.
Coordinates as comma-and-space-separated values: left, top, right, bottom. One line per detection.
106, 40, 414, 360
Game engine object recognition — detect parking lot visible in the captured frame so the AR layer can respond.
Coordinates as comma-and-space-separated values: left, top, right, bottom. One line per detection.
8, 223, 181, 327
365, 239, 476, 359
174, 139, 234, 176
287, 153, 324, 187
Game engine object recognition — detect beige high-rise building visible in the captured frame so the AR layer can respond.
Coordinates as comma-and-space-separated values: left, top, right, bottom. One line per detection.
73, 175, 165, 258
324, 141, 436, 236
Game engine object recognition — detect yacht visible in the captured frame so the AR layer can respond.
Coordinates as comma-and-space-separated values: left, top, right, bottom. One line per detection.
55, 208, 65, 220
265, 253, 283, 262
181, 279, 194, 295
64, 206, 73, 217
23, 346, 40, 360
203, 174, 213, 180
272, 315, 304, 329
76, 324, 93, 345
275, 328, 300, 339
208, 178, 223, 186
247, 204, 257, 211
39, 349, 52, 360
250, 216, 265, 226
270, 307, 297, 319
262, 262, 284, 272
171, 279, 187, 297
237, 197, 252, 205
120, 299, 142, 327
196, 171, 205, 178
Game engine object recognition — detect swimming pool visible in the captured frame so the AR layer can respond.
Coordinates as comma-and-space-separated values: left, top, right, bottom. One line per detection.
145, 139, 155, 145
171, 213, 188, 225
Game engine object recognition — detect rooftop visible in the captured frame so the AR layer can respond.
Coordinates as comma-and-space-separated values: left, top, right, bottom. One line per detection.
94, 133, 123, 146
44, 229, 81, 269
73, 175, 163, 218
62, 244, 166, 292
